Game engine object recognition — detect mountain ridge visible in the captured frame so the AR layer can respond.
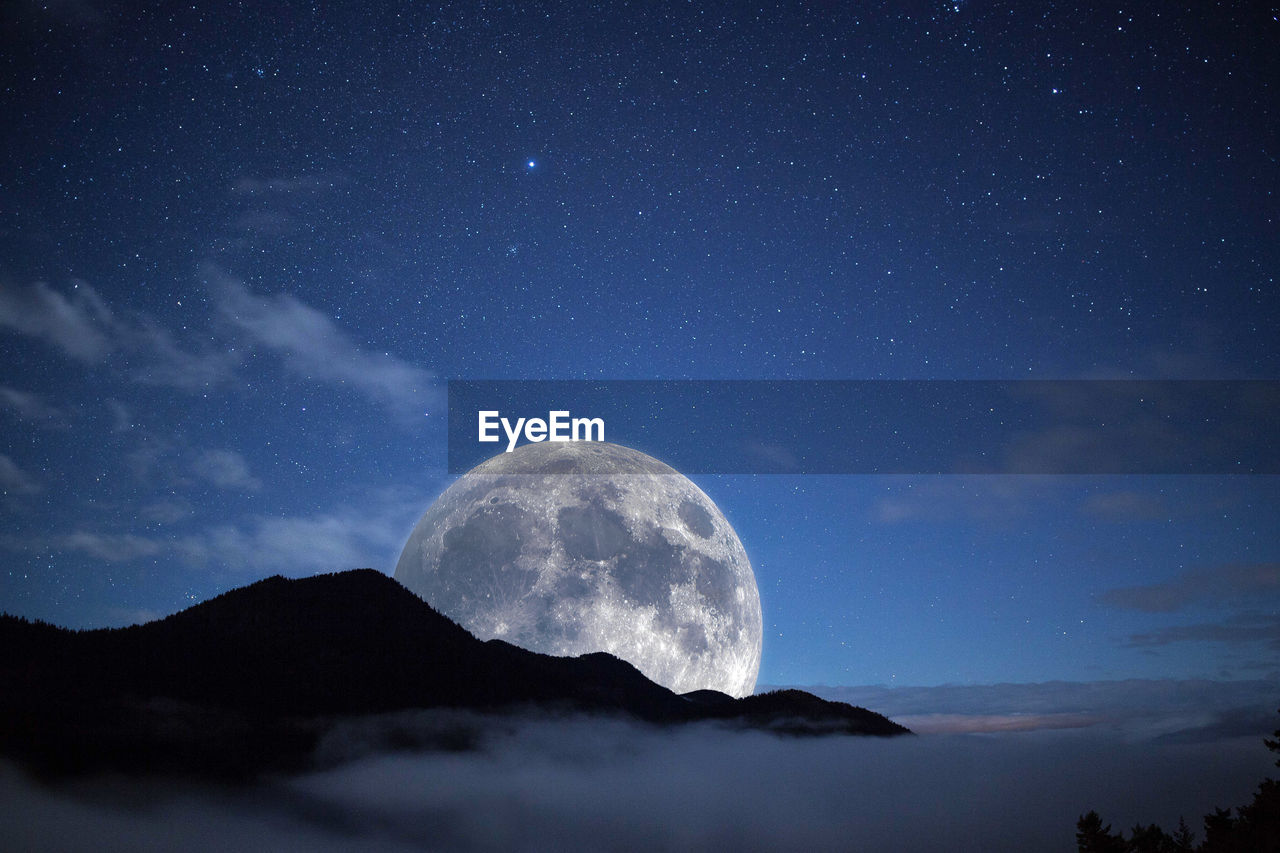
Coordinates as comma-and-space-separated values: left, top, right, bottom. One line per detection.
0, 569, 909, 779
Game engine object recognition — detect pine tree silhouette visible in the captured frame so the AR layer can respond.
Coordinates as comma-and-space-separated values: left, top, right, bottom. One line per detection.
1077, 708, 1280, 853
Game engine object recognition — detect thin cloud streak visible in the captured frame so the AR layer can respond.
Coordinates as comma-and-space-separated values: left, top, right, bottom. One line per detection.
191, 449, 262, 492
1100, 563, 1280, 613
0, 454, 41, 495
209, 268, 436, 419
0, 273, 437, 418
1125, 612, 1280, 650
0, 280, 113, 362
789, 679, 1280, 738
57, 531, 164, 562
0, 386, 71, 425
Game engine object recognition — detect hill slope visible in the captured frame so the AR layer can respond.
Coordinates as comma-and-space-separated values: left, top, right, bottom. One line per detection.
0, 569, 908, 778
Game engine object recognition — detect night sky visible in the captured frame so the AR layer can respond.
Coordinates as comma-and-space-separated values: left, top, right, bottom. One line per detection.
2, 0, 1277, 695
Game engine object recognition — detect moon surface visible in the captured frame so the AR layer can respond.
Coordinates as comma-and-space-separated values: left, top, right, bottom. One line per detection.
394, 441, 762, 696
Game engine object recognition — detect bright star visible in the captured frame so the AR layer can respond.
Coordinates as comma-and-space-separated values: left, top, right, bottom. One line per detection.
526, 160, 536, 170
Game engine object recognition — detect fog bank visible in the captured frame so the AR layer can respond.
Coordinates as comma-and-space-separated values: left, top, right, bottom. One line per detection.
3, 710, 1274, 852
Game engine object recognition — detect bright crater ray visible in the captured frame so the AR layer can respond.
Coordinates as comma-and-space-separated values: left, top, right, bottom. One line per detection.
394, 441, 762, 696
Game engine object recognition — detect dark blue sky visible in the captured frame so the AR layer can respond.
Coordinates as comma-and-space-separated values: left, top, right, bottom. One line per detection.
1, 1, 1276, 688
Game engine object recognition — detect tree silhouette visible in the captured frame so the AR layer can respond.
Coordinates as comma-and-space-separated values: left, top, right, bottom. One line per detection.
1266, 709, 1280, 768
1170, 817, 1196, 852
1078, 708, 1280, 853
1076, 811, 1125, 853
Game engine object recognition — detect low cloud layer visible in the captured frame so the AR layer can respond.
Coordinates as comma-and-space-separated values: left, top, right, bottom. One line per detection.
3, 710, 1275, 852
791, 679, 1280, 738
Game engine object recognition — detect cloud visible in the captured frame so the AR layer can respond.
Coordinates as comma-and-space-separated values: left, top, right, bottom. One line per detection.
191, 450, 261, 491
1100, 563, 1280, 613
1124, 612, 1280, 650
788, 678, 1280, 739
3, 485, 430, 577
1001, 423, 1184, 475
0, 454, 41, 495
24, 510, 399, 574
106, 400, 132, 432
1095, 564, 1280, 661
997, 381, 1279, 475
139, 499, 192, 525
739, 441, 802, 473
2, 711, 1275, 853
229, 209, 294, 235
57, 531, 164, 562
226, 174, 351, 239
209, 269, 436, 418
870, 476, 1059, 524
122, 315, 239, 389
0, 279, 236, 388
0, 280, 113, 362
174, 491, 424, 575
892, 712, 1101, 734
0, 272, 434, 417
0, 386, 70, 426
1080, 490, 1168, 521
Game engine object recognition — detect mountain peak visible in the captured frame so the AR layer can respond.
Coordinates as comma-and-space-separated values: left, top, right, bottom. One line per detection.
1, 569, 909, 779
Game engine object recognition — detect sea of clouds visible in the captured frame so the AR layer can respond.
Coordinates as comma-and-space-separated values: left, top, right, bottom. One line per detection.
3, 680, 1276, 852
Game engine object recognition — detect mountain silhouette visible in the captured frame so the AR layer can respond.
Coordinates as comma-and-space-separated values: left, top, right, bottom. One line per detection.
0, 569, 909, 779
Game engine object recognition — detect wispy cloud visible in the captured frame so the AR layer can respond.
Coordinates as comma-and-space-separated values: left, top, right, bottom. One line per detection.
998, 381, 1278, 475
122, 315, 239, 389
1, 272, 437, 419
892, 712, 1101, 734
177, 505, 410, 574
0, 454, 41, 495
209, 268, 436, 419
0, 279, 235, 388
226, 173, 350, 238
1124, 612, 1280, 651
58, 531, 164, 562
1098, 564, 1280, 660
168, 485, 432, 575
0, 279, 113, 362
1100, 563, 1280, 613
4, 486, 424, 574
0, 386, 71, 426
788, 678, 1280, 738
107, 399, 133, 432
871, 476, 1058, 524
1080, 490, 1168, 521
191, 449, 261, 491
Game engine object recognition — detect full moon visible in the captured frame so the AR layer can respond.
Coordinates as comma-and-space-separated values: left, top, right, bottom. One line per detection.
394, 441, 762, 696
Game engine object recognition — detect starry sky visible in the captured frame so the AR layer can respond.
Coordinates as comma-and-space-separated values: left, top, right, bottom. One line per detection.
2, 1, 1277, 690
